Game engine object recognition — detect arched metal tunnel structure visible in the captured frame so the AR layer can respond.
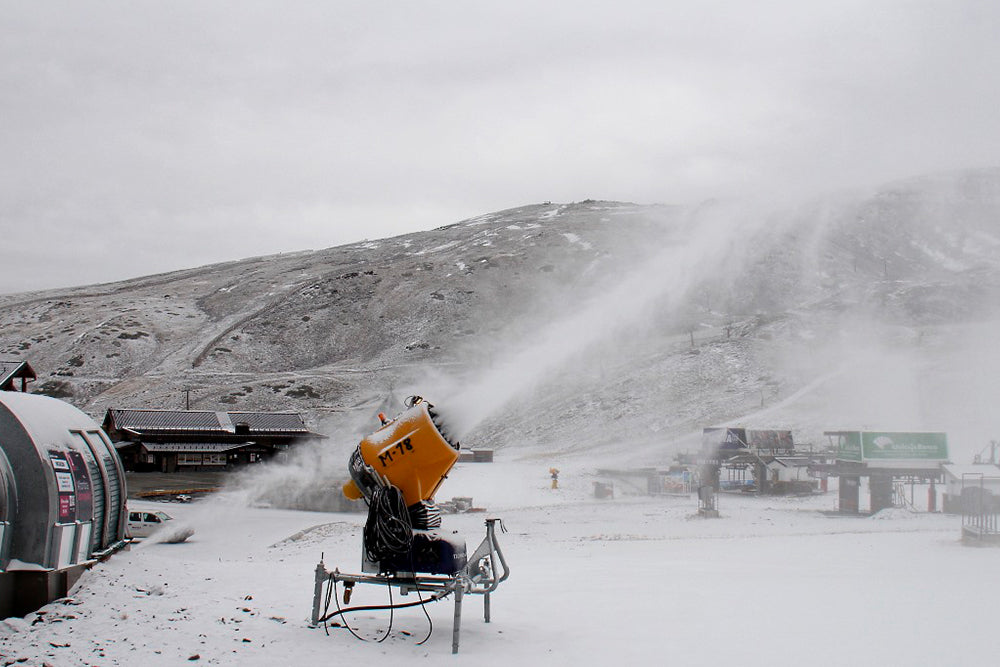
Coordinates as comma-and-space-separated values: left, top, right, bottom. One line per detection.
0, 392, 128, 618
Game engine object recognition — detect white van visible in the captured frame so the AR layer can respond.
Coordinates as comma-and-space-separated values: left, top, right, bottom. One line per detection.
127, 510, 174, 538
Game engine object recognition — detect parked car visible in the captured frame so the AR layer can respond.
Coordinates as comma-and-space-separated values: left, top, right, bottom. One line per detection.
127, 509, 194, 542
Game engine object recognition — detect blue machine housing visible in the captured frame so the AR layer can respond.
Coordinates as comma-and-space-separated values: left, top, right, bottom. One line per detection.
364, 529, 467, 576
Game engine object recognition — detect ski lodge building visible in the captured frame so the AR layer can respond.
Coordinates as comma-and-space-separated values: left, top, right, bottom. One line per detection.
103, 408, 324, 473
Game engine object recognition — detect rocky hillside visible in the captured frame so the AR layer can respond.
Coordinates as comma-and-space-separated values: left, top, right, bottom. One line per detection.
2, 168, 999, 463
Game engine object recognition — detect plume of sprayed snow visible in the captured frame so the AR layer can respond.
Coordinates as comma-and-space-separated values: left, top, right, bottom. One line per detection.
137, 521, 196, 547
225, 440, 350, 511
131, 420, 368, 548
916, 320, 1000, 461
739, 309, 1000, 462
742, 319, 925, 435
213, 411, 376, 511
439, 200, 780, 439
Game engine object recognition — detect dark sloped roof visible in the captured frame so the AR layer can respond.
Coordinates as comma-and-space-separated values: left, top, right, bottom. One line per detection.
105, 408, 320, 436
0, 360, 36, 387
228, 411, 312, 432
109, 409, 229, 432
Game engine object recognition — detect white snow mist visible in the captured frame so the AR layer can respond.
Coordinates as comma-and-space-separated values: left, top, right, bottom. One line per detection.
439, 201, 779, 439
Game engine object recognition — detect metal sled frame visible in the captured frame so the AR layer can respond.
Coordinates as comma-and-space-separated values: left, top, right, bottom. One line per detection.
311, 518, 510, 654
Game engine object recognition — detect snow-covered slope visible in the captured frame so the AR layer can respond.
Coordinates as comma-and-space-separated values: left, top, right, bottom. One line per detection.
1, 169, 999, 463
1, 467, 996, 666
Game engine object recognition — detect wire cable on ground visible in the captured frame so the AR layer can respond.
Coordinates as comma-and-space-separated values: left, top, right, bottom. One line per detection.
409, 552, 434, 645
323, 482, 447, 645
321, 576, 452, 628
376, 579, 393, 643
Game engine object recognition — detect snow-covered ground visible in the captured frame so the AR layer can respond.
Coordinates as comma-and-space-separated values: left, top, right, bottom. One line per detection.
1, 461, 995, 666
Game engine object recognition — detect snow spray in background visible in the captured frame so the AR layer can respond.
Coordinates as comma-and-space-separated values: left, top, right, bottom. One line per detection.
440, 201, 780, 440
132, 414, 376, 539
225, 438, 349, 510
215, 413, 371, 511
125, 436, 355, 548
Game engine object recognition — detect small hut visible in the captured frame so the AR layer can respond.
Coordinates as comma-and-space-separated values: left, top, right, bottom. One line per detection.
0, 360, 36, 393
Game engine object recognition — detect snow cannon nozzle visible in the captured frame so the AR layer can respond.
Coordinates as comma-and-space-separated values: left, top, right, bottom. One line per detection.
426, 404, 460, 450
402, 395, 460, 449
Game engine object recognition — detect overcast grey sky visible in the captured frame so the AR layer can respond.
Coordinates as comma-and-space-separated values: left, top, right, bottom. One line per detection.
2, 1, 998, 293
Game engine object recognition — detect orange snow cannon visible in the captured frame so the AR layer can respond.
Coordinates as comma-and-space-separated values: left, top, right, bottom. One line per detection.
342, 396, 460, 508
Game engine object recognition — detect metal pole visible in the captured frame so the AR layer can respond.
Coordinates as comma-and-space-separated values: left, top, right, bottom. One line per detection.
452, 583, 463, 654
311, 559, 326, 626
484, 591, 491, 623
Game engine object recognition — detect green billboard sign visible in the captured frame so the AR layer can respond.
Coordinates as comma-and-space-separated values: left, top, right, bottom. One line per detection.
860, 432, 948, 461
836, 432, 863, 462
833, 431, 948, 462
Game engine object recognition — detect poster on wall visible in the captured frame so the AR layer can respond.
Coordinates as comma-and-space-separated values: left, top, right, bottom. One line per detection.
66, 450, 93, 520
48, 450, 77, 522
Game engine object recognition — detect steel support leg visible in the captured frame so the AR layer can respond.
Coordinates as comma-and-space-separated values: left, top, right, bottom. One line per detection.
484, 591, 491, 623
452, 583, 463, 654
311, 561, 326, 626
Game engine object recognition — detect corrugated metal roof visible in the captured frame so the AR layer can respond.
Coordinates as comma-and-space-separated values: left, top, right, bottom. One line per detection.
229, 411, 311, 432
108, 409, 316, 435
110, 409, 228, 432
769, 457, 813, 467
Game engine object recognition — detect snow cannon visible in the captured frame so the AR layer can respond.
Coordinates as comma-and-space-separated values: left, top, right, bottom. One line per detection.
314, 395, 510, 654
343, 396, 465, 574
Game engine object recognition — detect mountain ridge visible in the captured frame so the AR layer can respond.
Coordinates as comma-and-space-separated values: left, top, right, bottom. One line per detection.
2, 169, 999, 463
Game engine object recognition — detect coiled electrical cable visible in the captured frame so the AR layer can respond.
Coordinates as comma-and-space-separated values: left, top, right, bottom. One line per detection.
363, 483, 413, 567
